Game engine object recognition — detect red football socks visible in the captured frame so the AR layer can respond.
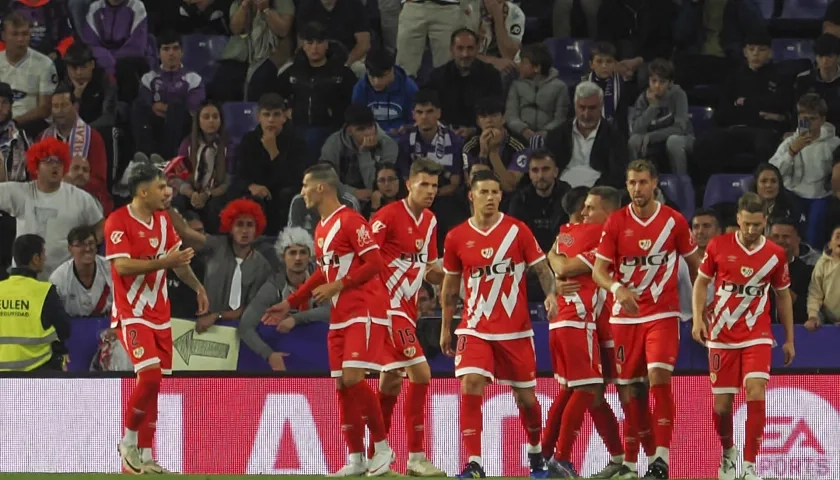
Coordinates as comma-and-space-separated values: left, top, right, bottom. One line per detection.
460, 393, 483, 458
713, 411, 734, 449
624, 395, 654, 461
518, 399, 543, 447
744, 400, 766, 463
339, 384, 366, 454
358, 382, 388, 443
555, 390, 594, 461
542, 389, 572, 458
137, 391, 159, 450
367, 391, 399, 459
650, 384, 674, 450
590, 400, 624, 457
124, 368, 162, 432
405, 383, 428, 454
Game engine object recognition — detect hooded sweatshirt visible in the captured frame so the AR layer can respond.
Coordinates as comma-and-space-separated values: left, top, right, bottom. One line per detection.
629, 84, 694, 142
807, 250, 840, 325
505, 68, 569, 136
351, 65, 418, 133
320, 125, 399, 191
770, 123, 840, 199
81, 0, 149, 76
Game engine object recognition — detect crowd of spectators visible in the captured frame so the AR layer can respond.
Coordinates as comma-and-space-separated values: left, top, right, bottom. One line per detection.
0, 0, 839, 372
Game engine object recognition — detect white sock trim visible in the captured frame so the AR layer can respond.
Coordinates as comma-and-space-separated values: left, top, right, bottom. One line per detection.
122, 429, 138, 446
526, 443, 542, 454
468, 455, 482, 466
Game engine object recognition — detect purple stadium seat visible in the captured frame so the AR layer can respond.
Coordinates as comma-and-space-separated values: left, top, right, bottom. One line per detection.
688, 106, 715, 136
222, 102, 259, 145
544, 37, 591, 74
772, 39, 814, 62
703, 173, 753, 207
659, 174, 696, 220
182, 34, 229, 80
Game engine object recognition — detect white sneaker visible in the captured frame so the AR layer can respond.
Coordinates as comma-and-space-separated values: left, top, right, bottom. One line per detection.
366, 447, 395, 476
718, 446, 737, 480
118, 442, 142, 474
741, 463, 764, 480
406, 457, 446, 477
330, 461, 368, 477
140, 459, 171, 474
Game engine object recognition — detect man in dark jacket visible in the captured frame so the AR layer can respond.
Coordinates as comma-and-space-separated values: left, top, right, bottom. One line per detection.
274, 22, 357, 163
232, 93, 308, 235
693, 30, 791, 183
63, 43, 119, 131
508, 150, 570, 251
423, 28, 503, 138
542, 81, 629, 189
795, 34, 840, 128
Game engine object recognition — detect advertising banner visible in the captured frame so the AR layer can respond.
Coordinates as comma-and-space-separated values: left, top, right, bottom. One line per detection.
0, 376, 837, 478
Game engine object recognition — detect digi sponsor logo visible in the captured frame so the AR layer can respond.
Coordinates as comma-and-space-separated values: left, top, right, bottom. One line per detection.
734, 388, 840, 479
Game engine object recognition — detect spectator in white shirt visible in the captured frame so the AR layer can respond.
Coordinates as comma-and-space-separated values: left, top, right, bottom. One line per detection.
0, 137, 104, 279
0, 13, 58, 137
49, 225, 113, 317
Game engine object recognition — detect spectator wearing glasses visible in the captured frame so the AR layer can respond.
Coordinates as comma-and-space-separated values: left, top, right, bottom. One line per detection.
48, 225, 112, 317
367, 162, 405, 217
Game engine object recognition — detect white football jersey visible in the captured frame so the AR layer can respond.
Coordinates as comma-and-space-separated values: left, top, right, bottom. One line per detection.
0, 49, 58, 118
49, 256, 113, 317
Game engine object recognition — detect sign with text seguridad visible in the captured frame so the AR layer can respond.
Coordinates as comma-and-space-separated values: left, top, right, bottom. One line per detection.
0, 376, 838, 478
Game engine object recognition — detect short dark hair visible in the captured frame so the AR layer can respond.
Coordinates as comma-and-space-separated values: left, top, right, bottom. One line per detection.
13, 234, 44, 267
626, 159, 658, 179
365, 48, 395, 77
815, 33, 840, 57
797, 93, 828, 118
692, 208, 722, 229
470, 169, 501, 190
157, 30, 182, 48
744, 29, 772, 47
529, 149, 557, 167
770, 217, 800, 234
474, 97, 505, 117
67, 225, 97, 245
519, 43, 552, 74
413, 89, 441, 109
127, 163, 164, 198
409, 158, 444, 178
303, 163, 340, 189
53, 82, 77, 104
647, 58, 675, 82
590, 41, 617, 60
588, 186, 621, 211
561, 186, 589, 217
3, 12, 29, 30
299, 22, 327, 41
258, 93, 286, 111
181, 210, 202, 222
450, 27, 478, 46
63, 43, 94, 66
345, 103, 375, 126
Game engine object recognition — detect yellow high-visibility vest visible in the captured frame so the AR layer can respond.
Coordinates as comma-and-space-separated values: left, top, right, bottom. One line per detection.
0, 275, 57, 371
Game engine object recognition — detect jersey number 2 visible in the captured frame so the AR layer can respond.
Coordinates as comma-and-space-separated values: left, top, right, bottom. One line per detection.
127, 328, 140, 347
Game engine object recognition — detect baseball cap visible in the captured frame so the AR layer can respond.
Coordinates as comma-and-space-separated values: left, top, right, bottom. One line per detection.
63, 43, 95, 66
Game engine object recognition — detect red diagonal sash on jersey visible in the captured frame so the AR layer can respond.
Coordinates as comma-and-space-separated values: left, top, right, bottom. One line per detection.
92, 284, 111, 316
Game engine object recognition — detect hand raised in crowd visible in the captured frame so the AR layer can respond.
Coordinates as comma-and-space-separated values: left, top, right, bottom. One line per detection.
790, 132, 814, 155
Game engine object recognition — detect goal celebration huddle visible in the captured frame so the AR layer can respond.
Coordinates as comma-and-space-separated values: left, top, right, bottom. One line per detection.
106, 158, 795, 480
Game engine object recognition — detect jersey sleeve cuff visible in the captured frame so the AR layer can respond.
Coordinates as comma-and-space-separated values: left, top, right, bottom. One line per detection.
697, 270, 712, 279
358, 244, 379, 256
595, 253, 613, 263
105, 253, 130, 261
774, 283, 791, 291
576, 254, 594, 269
527, 255, 546, 267
443, 268, 460, 275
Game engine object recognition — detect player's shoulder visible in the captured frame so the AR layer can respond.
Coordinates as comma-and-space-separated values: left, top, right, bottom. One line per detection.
105, 206, 129, 227
763, 236, 787, 257
337, 204, 367, 223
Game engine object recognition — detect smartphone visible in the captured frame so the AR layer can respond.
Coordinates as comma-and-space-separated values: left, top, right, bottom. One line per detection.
798, 117, 811, 134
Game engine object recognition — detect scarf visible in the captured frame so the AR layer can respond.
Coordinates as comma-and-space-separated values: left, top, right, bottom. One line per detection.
43, 117, 92, 159
0, 121, 28, 181
588, 72, 620, 122
194, 141, 218, 190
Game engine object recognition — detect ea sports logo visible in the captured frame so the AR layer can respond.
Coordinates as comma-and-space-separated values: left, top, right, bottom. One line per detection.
734, 387, 840, 479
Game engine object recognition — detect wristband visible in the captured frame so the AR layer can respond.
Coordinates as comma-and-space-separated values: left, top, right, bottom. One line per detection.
609, 282, 621, 295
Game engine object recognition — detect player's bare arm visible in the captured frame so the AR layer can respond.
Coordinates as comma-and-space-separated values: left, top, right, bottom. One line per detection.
592, 257, 639, 314
683, 249, 703, 283
529, 260, 558, 318
439, 272, 461, 357
166, 207, 207, 250
424, 263, 444, 285
774, 287, 796, 366
691, 274, 712, 344
548, 252, 591, 278
110, 244, 194, 277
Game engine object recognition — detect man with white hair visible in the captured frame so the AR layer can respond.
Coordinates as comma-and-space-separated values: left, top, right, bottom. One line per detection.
541, 81, 629, 189
238, 226, 330, 371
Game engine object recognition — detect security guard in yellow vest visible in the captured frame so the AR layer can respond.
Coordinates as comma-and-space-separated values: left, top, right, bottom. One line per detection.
0, 234, 71, 372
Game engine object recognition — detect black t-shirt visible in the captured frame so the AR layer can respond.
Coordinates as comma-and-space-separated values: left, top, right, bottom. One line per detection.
296, 0, 368, 51
167, 259, 205, 319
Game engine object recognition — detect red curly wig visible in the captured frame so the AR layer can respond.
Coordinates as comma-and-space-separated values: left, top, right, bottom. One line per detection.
26, 137, 71, 179
219, 199, 267, 237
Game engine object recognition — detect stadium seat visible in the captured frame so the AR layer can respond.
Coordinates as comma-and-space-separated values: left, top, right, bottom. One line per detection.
688, 106, 715, 137
779, 0, 829, 19
659, 174, 695, 220
703, 173, 753, 207
544, 37, 591, 74
182, 34, 229, 80
772, 39, 814, 62
222, 102, 259, 145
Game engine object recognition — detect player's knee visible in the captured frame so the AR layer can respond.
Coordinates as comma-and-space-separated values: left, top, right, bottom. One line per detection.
379, 371, 404, 395
341, 367, 366, 387
617, 385, 634, 404
744, 378, 766, 400
712, 396, 733, 416
406, 362, 431, 385
512, 387, 537, 407
578, 384, 601, 397
648, 367, 672, 386
460, 374, 485, 395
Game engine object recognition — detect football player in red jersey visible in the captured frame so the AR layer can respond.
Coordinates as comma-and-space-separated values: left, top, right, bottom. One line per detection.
692, 192, 795, 480
368, 158, 446, 476
105, 164, 209, 474
543, 186, 625, 478
592, 160, 702, 479
439, 169, 558, 479
261, 164, 395, 476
